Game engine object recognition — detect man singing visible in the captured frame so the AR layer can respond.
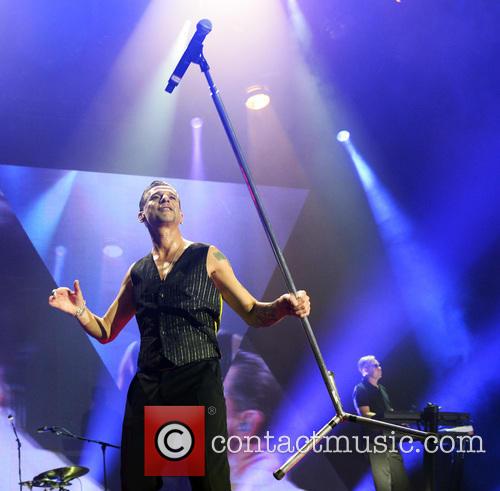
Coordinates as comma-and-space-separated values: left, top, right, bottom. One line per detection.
49, 180, 310, 491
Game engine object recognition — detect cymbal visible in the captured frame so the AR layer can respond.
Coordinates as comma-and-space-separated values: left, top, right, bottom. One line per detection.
33, 466, 89, 485
27, 480, 62, 489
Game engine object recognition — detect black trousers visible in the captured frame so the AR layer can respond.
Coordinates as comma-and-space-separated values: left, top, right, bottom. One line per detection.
121, 358, 231, 491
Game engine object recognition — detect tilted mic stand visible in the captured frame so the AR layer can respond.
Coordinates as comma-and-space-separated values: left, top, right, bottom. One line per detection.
38, 426, 120, 490
165, 19, 435, 479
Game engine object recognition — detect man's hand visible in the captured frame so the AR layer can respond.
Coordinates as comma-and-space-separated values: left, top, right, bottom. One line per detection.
48, 280, 85, 316
48, 268, 135, 342
275, 290, 310, 319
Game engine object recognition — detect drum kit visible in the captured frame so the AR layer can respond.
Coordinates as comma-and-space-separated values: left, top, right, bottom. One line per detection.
20, 466, 89, 490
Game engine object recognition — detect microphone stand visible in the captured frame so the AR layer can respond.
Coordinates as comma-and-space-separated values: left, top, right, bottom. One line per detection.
165, 19, 436, 479
8, 416, 23, 491
44, 426, 120, 491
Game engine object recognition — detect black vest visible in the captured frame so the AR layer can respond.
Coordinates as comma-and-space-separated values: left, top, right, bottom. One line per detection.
131, 243, 222, 370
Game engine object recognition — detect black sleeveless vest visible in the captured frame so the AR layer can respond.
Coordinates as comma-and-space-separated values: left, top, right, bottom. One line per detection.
131, 243, 222, 370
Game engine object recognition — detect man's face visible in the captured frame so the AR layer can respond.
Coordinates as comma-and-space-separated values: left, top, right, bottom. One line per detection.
365, 359, 382, 380
139, 185, 183, 227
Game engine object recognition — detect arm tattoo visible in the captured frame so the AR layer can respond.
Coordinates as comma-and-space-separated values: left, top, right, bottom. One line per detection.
255, 305, 281, 327
213, 251, 228, 262
252, 303, 282, 327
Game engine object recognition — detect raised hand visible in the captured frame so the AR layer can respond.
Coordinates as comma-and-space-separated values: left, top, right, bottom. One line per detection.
48, 280, 85, 316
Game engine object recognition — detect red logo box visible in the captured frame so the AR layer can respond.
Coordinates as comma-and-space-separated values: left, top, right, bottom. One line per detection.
145, 406, 205, 476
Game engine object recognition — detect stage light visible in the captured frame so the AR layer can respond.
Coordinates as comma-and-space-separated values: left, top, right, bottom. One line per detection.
191, 117, 203, 129
286, 0, 312, 49
55, 245, 67, 257
53, 245, 67, 285
336, 130, 350, 142
245, 85, 271, 111
103, 244, 123, 258
190, 116, 204, 180
18, 170, 77, 259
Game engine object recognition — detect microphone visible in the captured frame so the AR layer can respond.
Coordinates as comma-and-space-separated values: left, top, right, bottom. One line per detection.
165, 19, 212, 93
8, 414, 23, 491
36, 425, 71, 437
36, 426, 53, 433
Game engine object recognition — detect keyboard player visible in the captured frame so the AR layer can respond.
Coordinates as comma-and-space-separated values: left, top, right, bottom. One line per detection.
353, 355, 411, 491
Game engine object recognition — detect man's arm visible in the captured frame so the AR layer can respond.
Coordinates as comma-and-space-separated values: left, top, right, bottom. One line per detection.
207, 246, 310, 328
48, 266, 136, 343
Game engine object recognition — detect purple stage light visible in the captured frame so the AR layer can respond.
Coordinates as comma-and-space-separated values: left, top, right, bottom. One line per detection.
191, 117, 203, 129
103, 244, 124, 258
55, 245, 67, 257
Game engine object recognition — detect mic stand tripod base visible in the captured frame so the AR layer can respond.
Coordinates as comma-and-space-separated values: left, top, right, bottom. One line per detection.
274, 411, 434, 480
274, 414, 344, 480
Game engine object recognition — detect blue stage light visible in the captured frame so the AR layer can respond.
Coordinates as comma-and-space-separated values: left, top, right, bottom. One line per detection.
336, 130, 350, 142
